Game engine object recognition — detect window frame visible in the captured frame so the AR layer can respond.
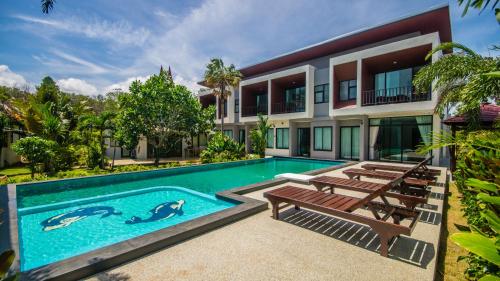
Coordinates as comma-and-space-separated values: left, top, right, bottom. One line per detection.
313, 126, 332, 151
314, 84, 329, 104
339, 79, 357, 102
223, 129, 233, 139
235, 99, 239, 113
275, 128, 289, 149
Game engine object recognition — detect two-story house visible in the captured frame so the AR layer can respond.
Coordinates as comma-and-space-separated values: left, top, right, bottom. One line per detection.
198, 4, 452, 166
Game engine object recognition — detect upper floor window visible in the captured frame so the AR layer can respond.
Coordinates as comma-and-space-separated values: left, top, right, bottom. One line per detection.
339, 80, 357, 101
235, 99, 239, 113
314, 84, 329, 104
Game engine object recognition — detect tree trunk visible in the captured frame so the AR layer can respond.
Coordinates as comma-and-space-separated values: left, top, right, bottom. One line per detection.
30, 163, 35, 179
154, 144, 160, 166
111, 146, 116, 170
100, 130, 105, 169
220, 85, 225, 133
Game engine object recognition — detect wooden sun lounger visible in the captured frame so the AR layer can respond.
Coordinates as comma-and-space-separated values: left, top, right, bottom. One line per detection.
264, 184, 420, 257
310, 176, 429, 209
342, 168, 432, 188
361, 163, 441, 177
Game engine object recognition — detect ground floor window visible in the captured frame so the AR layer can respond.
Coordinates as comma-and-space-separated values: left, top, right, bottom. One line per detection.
267, 128, 274, 148
340, 126, 360, 160
239, 129, 245, 144
313, 127, 332, 151
369, 115, 432, 163
276, 128, 289, 149
223, 130, 233, 139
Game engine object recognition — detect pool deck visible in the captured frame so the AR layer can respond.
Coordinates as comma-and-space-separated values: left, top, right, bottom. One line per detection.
86, 161, 448, 281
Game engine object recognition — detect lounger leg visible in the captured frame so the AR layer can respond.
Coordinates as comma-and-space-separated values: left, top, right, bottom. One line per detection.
271, 201, 279, 220
379, 234, 390, 257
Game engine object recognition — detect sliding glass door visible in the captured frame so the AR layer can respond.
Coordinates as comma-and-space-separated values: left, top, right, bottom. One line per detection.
340, 126, 360, 160
369, 116, 432, 163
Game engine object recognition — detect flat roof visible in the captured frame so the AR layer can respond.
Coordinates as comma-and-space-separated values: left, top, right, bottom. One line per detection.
239, 4, 451, 78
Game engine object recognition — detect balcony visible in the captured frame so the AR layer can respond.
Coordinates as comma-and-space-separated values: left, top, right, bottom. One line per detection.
361, 86, 430, 106
272, 101, 305, 114
241, 105, 268, 117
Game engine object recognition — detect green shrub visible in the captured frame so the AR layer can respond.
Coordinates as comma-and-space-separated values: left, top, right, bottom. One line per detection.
86, 143, 101, 169
11, 136, 56, 178
200, 132, 244, 164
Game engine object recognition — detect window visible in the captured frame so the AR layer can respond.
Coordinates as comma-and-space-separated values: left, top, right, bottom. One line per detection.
339, 80, 357, 101
239, 129, 245, 144
223, 130, 233, 139
276, 128, 289, 149
314, 84, 329, 104
266, 128, 274, 148
340, 126, 360, 160
235, 99, 239, 113
313, 127, 332, 151
374, 67, 416, 97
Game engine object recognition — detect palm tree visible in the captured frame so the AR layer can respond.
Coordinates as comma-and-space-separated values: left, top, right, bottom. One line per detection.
249, 114, 272, 157
204, 58, 242, 132
413, 42, 500, 128
80, 111, 115, 169
41, 0, 55, 14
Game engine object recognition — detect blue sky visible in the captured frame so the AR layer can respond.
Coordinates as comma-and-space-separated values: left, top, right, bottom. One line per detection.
0, 0, 498, 95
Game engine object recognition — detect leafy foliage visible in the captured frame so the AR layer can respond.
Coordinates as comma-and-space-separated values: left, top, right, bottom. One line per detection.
0, 250, 17, 281
200, 132, 244, 163
249, 114, 272, 157
458, 0, 500, 22
413, 43, 500, 128
203, 58, 242, 132
11, 136, 56, 178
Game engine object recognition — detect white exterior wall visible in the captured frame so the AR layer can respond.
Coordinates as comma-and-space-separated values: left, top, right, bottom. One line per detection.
0, 147, 20, 168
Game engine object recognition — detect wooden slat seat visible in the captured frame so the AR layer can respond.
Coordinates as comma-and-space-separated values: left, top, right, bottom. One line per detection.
310, 176, 428, 209
264, 185, 420, 257
361, 163, 441, 176
343, 168, 431, 188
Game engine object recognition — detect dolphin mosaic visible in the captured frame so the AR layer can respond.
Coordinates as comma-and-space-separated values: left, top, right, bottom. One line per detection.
125, 200, 185, 224
41, 206, 122, 231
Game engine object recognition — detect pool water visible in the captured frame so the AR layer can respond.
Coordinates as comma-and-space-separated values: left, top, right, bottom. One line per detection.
16, 157, 342, 271
19, 187, 233, 271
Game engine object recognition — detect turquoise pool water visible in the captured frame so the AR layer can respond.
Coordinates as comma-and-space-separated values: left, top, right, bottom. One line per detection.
16, 157, 342, 271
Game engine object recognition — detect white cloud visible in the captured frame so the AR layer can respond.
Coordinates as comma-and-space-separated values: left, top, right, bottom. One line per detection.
33, 50, 114, 75
102, 76, 151, 93
0, 65, 28, 88
13, 14, 150, 46
57, 78, 98, 96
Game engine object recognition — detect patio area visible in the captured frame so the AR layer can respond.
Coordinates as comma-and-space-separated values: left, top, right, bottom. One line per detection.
86, 161, 447, 281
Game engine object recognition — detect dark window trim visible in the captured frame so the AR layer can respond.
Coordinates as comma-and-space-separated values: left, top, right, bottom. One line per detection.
313, 126, 332, 151
314, 84, 329, 104
339, 80, 357, 102
275, 128, 289, 149
235, 99, 239, 113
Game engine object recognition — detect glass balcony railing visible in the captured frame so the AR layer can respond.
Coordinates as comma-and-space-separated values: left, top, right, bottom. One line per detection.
241, 105, 268, 117
271, 101, 305, 114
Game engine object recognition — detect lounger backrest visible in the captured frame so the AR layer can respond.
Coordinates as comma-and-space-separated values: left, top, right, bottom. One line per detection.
406, 156, 433, 176
346, 175, 404, 211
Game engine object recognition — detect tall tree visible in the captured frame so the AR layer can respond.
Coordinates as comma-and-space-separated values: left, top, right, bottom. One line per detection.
204, 58, 242, 132
116, 67, 206, 166
35, 76, 59, 106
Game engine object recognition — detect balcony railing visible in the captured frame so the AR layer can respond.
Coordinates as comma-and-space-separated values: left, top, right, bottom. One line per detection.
272, 102, 305, 114
361, 86, 431, 106
241, 105, 268, 117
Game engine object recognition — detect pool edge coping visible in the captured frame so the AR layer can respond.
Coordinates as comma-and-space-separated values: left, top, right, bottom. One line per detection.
6, 159, 356, 281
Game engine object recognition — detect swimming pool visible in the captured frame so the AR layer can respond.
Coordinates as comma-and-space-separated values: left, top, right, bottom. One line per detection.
15, 157, 343, 272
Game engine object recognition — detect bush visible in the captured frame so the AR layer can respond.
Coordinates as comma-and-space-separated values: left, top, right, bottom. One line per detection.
200, 132, 244, 164
11, 136, 56, 178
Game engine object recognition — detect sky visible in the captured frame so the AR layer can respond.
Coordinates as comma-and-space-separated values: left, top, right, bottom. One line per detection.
0, 0, 498, 96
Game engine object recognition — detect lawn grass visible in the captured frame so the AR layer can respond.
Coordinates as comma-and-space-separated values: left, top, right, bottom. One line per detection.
0, 166, 31, 176
436, 181, 468, 281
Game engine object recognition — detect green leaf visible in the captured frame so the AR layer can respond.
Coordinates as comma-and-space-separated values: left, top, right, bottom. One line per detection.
0, 250, 15, 278
454, 223, 471, 232
466, 178, 499, 194
451, 233, 500, 266
481, 209, 500, 234
477, 193, 500, 206
482, 71, 500, 78
479, 275, 500, 281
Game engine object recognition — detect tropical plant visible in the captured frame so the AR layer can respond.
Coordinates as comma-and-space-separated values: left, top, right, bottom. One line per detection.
11, 136, 56, 178
249, 114, 272, 158
0, 250, 17, 281
41, 0, 55, 14
413, 42, 500, 128
204, 58, 242, 132
200, 132, 244, 164
458, 0, 500, 22
115, 67, 205, 166
0, 114, 9, 167
80, 111, 115, 169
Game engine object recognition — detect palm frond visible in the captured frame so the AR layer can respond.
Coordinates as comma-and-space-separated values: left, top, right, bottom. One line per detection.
41, 0, 55, 14
425, 42, 479, 61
